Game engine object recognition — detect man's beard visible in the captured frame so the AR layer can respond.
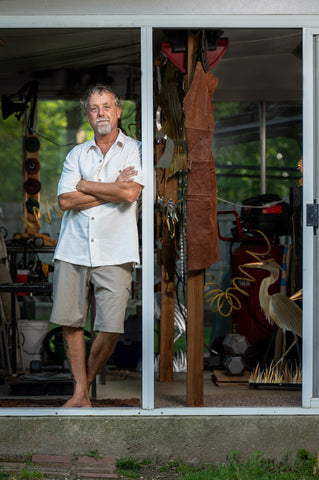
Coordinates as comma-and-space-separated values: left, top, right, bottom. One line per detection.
96, 120, 111, 135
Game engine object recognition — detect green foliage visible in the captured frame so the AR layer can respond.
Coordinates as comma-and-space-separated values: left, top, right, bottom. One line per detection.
36, 100, 77, 202
115, 450, 319, 480
87, 449, 102, 458
116, 456, 142, 470
0, 113, 23, 203
214, 101, 302, 203
15, 467, 47, 479
116, 456, 142, 478
121, 100, 138, 139
0, 471, 9, 480
177, 449, 319, 480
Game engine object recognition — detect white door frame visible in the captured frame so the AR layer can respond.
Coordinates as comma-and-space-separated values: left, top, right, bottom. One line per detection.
0, 14, 318, 415
141, 26, 155, 409
303, 28, 319, 408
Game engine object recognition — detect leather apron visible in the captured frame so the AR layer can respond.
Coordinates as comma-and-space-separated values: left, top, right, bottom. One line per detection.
183, 62, 220, 270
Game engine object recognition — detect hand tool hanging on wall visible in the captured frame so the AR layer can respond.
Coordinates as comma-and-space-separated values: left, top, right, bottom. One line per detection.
156, 60, 187, 176
156, 59, 185, 294
155, 56, 185, 381
160, 199, 179, 293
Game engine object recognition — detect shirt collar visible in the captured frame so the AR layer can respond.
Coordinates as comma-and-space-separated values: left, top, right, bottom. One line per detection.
86, 129, 125, 153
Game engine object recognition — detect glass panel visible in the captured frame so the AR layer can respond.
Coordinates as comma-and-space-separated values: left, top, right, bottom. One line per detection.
153, 27, 303, 408
214, 101, 302, 201
0, 28, 142, 408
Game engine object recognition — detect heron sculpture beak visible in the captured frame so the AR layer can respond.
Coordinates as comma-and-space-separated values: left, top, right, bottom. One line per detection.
243, 259, 283, 272
243, 261, 263, 268
289, 289, 303, 301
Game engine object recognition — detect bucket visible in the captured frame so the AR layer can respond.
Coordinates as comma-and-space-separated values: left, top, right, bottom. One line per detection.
19, 320, 50, 370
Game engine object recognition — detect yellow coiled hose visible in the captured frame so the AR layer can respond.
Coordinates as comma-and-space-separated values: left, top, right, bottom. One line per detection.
20, 200, 63, 234
204, 230, 271, 317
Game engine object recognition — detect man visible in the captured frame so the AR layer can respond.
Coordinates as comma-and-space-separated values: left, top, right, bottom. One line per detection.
50, 84, 144, 407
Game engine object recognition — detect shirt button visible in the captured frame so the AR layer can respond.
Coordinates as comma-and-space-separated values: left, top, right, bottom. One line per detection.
99, 160, 102, 163
91, 239, 94, 242
98, 179, 101, 182
91, 217, 94, 220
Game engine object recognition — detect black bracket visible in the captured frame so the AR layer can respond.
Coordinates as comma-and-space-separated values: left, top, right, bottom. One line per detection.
306, 202, 319, 234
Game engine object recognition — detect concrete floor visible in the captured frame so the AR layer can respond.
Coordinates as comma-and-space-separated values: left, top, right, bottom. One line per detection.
0, 369, 302, 408
98, 370, 302, 408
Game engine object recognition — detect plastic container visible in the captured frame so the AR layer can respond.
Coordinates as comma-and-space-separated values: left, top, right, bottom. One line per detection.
19, 320, 50, 369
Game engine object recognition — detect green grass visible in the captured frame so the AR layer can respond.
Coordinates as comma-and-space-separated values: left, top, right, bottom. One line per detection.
0, 467, 57, 479
0, 468, 47, 480
115, 449, 319, 480
13, 468, 46, 479
116, 456, 152, 477
87, 448, 103, 458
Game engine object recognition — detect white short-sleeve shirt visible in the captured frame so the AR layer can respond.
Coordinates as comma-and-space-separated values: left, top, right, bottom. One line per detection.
54, 130, 144, 267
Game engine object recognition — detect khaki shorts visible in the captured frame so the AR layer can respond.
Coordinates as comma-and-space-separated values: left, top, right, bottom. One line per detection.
50, 260, 133, 333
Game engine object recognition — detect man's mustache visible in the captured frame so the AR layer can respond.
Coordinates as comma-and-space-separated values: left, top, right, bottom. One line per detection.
96, 119, 110, 123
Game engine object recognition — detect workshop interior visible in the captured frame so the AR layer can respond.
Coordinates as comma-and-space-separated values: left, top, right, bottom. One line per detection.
0, 27, 303, 407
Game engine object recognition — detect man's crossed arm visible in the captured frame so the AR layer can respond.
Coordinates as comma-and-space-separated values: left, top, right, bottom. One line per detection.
58, 166, 142, 212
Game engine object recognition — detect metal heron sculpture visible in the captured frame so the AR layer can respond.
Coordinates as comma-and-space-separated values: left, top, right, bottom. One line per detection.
246, 259, 302, 366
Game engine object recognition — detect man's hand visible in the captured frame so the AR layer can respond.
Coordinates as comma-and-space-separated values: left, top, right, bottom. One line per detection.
116, 166, 137, 182
76, 179, 88, 192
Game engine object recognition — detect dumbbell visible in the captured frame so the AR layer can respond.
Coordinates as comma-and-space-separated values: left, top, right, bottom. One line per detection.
222, 334, 250, 375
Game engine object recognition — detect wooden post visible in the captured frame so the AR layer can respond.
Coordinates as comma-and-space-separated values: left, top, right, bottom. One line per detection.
187, 270, 204, 406
186, 30, 198, 90
186, 30, 205, 407
159, 173, 178, 382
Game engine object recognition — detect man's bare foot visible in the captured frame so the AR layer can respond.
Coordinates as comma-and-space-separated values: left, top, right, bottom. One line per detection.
62, 391, 92, 408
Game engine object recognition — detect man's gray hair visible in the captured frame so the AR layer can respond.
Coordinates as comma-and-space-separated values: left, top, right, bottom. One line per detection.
80, 84, 122, 113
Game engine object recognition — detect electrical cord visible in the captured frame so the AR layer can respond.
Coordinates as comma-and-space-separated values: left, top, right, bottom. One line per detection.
217, 196, 285, 209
